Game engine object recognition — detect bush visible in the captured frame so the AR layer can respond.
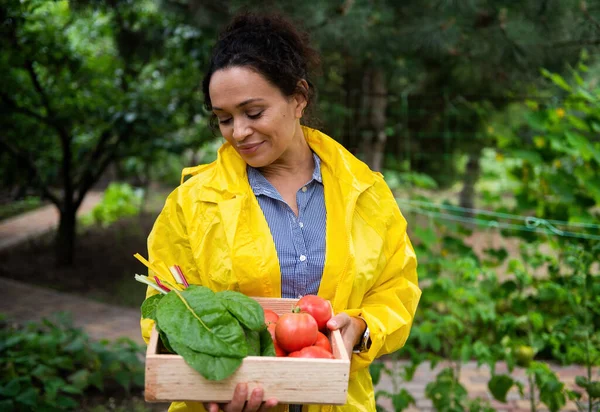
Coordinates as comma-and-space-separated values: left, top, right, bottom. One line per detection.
81, 183, 144, 228
0, 313, 144, 411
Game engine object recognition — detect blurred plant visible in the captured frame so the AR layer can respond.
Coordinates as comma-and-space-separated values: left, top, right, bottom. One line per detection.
377, 204, 600, 411
81, 183, 144, 228
0, 313, 144, 411
493, 57, 600, 226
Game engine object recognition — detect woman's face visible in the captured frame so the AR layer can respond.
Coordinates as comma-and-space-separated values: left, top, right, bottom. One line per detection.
209, 66, 306, 168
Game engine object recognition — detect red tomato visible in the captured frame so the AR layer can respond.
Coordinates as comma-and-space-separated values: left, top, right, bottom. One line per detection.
263, 309, 279, 325
267, 323, 287, 357
288, 346, 335, 359
313, 331, 332, 353
295, 295, 332, 330
275, 312, 318, 353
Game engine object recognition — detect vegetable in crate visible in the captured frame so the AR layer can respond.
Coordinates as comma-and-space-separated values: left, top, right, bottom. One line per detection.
275, 310, 318, 353
294, 295, 332, 330
135, 261, 276, 381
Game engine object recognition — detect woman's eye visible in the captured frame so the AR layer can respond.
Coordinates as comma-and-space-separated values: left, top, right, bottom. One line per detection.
247, 111, 263, 119
218, 118, 232, 125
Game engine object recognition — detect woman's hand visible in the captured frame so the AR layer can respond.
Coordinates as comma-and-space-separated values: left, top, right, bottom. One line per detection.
203, 383, 278, 412
326, 313, 367, 359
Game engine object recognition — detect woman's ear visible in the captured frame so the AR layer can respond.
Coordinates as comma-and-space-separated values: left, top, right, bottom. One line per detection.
294, 79, 309, 118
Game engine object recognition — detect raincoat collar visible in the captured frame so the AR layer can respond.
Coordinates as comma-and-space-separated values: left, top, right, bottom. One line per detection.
183, 126, 375, 200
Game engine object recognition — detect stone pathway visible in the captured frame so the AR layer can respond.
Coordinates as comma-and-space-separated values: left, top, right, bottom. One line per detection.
375, 359, 596, 412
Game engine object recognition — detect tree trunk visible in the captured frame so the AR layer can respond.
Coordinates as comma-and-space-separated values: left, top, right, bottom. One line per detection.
359, 68, 388, 171
369, 69, 388, 172
55, 203, 77, 266
459, 151, 482, 211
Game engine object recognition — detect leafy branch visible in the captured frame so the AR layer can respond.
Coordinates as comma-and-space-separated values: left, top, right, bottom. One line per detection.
0, 139, 61, 206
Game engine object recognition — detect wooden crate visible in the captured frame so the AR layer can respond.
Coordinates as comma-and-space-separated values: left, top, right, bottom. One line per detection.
145, 297, 351, 405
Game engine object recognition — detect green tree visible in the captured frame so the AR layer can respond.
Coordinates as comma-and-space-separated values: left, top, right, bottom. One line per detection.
170, 0, 600, 207
0, 0, 209, 265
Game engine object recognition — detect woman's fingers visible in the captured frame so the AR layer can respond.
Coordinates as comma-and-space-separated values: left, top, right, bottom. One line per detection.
258, 398, 279, 412
201, 384, 277, 412
241, 387, 264, 412
326, 313, 350, 330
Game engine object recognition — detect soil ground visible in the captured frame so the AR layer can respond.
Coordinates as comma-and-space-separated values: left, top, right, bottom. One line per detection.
0, 211, 158, 308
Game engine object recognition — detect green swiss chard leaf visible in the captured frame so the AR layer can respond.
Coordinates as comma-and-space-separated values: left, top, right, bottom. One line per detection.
258, 328, 276, 357
216, 290, 265, 331
141, 294, 164, 321
156, 285, 248, 358
169, 339, 242, 381
158, 328, 175, 354
244, 329, 261, 356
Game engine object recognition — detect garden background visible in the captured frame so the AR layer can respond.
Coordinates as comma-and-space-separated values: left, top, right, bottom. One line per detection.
1, 1, 599, 411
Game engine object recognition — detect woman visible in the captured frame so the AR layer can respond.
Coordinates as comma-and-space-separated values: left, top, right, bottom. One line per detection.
141, 12, 421, 412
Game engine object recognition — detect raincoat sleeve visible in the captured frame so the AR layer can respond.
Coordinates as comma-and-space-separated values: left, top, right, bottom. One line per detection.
344, 178, 421, 373
140, 187, 200, 344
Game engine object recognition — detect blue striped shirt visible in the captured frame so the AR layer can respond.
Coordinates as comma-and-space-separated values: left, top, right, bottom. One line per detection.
247, 152, 326, 299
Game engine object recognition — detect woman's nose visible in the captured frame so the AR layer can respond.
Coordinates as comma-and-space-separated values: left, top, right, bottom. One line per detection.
232, 118, 251, 141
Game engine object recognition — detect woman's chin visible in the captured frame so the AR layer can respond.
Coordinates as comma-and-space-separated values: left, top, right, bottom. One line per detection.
243, 154, 272, 169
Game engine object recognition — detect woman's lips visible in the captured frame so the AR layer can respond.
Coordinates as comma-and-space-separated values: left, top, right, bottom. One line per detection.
238, 141, 264, 154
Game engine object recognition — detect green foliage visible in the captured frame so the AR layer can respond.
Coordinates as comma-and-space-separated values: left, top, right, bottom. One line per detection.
0, 313, 144, 411
81, 183, 143, 228
376, 204, 600, 411
493, 62, 600, 224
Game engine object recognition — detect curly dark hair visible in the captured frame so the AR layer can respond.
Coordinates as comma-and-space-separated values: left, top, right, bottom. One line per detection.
201, 12, 321, 130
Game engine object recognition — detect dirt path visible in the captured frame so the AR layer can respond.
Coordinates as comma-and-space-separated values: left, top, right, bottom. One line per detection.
0, 191, 103, 251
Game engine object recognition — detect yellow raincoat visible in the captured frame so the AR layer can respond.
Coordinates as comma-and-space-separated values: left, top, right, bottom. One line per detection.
141, 126, 421, 412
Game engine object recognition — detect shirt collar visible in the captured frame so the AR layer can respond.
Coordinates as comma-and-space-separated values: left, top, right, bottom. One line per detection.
247, 151, 323, 197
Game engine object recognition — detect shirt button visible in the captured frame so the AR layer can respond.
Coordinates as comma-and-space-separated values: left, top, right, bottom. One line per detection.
299, 222, 304, 228
301, 186, 307, 192
299, 255, 307, 262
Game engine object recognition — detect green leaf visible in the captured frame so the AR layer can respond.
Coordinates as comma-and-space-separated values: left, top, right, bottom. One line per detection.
565, 131, 600, 164
169, 338, 242, 381
44, 377, 65, 400
55, 394, 79, 409
88, 370, 104, 392
158, 328, 175, 354
488, 374, 514, 403
370, 362, 385, 386
216, 290, 265, 331
114, 370, 133, 392
0, 379, 21, 397
15, 387, 38, 407
575, 375, 589, 388
258, 328, 276, 357
539, 380, 566, 412
67, 369, 90, 390
414, 226, 437, 250
244, 329, 261, 356
60, 384, 83, 395
392, 389, 416, 410
541, 69, 572, 91
141, 294, 164, 321
156, 286, 248, 358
